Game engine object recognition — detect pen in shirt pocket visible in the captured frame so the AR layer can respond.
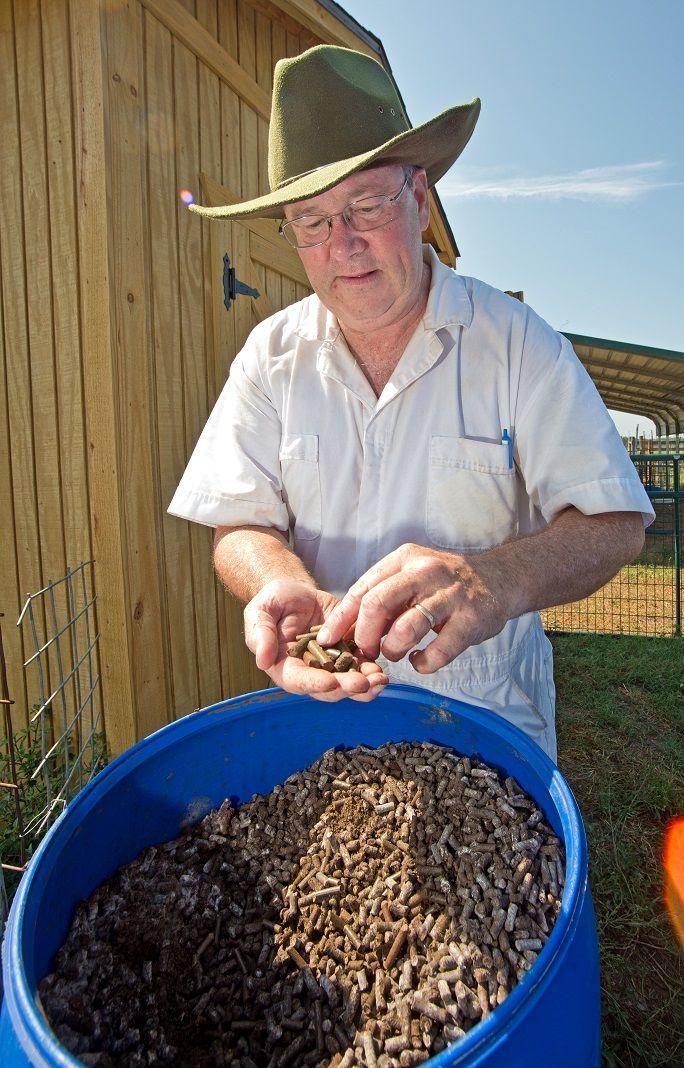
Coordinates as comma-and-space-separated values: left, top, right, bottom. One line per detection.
501, 428, 513, 469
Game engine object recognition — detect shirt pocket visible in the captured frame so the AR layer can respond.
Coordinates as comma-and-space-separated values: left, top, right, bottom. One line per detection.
426, 436, 518, 551
279, 433, 322, 541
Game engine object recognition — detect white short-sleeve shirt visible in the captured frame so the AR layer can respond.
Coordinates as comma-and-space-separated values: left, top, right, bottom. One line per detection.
169, 245, 654, 760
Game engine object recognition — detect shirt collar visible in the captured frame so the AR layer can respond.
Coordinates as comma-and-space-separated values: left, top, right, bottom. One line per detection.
305, 245, 474, 413
294, 295, 339, 342
421, 244, 474, 331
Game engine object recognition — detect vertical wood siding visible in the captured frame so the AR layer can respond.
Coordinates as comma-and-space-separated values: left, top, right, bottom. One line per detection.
1, 0, 455, 754
1, 0, 34, 730
145, 9, 199, 720
1, 0, 103, 734
104, 0, 170, 741
101, 0, 317, 745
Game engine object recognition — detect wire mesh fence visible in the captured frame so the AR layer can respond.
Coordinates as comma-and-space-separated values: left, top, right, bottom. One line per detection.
543, 455, 682, 636
0, 562, 107, 933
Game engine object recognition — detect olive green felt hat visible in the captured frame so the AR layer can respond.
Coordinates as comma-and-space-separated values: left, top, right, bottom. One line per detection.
188, 45, 480, 221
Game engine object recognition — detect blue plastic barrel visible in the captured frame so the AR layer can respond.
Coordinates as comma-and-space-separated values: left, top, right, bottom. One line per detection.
1, 683, 600, 1067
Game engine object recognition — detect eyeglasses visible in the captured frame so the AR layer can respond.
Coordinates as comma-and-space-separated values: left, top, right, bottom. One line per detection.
279, 172, 412, 249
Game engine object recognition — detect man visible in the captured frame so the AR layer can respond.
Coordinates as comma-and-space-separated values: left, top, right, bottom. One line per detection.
169, 45, 653, 761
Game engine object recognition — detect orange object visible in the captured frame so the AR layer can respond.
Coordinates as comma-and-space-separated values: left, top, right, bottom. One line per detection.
664, 817, 684, 945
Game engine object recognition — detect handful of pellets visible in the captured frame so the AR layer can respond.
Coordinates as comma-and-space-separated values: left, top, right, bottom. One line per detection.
39, 742, 565, 1068
287, 624, 359, 673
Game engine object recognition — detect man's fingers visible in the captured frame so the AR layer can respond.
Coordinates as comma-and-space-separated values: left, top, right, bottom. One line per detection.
272, 641, 389, 699
380, 603, 436, 661
302, 669, 370, 702
310, 670, 388, 703
408, 621, 468, 674
316, 584, 367, 645
244, 605, 280, 671
357, 660, 389, 679
349, 680, 388, 703
256, 632, 279, 671
277, 659, 339, 696
276, 657, 389, 702
352, 574, 427, 658
316, 555, 405, 644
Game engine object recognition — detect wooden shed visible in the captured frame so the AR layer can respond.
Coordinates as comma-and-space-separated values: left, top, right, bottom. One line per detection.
0, 0, 459, 757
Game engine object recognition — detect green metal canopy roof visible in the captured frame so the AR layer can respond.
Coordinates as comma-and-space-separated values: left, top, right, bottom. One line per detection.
563, 333, 684, 437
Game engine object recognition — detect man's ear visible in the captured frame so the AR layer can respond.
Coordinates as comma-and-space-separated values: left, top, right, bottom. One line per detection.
413, 167, 430, 231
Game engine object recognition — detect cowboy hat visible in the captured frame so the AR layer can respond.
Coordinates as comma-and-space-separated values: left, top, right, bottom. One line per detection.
188, 44, 480, 221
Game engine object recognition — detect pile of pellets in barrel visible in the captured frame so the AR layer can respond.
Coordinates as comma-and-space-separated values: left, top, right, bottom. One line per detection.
39, 742, 565, 1067
287, 624, 359, 672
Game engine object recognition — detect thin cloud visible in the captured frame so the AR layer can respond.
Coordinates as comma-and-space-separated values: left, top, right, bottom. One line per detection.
440, 161, 682, 202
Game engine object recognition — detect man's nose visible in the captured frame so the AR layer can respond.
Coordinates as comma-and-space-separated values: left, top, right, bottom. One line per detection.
328, 213, 367, 257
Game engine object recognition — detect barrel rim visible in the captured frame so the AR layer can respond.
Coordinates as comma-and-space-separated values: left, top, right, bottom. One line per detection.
2, 683, 589, 1067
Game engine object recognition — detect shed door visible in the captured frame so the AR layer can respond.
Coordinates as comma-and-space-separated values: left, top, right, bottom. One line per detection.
201, 173, 313, 698
202, 173, 312, 381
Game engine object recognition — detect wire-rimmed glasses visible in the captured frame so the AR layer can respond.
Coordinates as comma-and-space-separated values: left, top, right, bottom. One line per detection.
279, 171, 413, 249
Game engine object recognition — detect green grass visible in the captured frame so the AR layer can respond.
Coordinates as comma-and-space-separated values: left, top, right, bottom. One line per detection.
552, 633, 684, 1068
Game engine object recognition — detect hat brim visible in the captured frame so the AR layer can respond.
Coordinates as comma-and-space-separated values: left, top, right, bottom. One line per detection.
188, 98, 480, 221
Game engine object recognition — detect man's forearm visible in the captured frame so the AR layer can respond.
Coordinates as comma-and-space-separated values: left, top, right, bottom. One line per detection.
480, 508, 645, 619
213, 525, 316, 603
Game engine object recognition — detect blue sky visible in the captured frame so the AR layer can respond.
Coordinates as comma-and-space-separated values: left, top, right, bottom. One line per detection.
341, 0, 683, 436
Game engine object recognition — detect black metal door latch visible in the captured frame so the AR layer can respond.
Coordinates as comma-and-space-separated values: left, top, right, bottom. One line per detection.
223, 253, 260, 311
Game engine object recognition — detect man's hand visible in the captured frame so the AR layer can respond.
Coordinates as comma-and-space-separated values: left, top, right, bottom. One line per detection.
244, 578, 389, 702
317, 511, 646, 672
316, 544, 509, 673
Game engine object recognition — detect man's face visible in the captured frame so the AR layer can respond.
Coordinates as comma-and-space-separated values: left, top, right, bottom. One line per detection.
282, 163, 430, 334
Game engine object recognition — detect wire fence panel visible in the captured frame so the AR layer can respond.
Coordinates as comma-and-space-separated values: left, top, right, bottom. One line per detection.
1, 562, 107, 932
543, 455, 682, 636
